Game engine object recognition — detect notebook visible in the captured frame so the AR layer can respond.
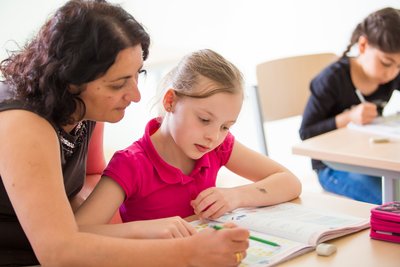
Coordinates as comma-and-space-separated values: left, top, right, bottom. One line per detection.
192, 202, 370, 267
347, 113, 400, 139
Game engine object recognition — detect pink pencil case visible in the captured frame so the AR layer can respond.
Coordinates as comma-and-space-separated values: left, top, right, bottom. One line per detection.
370, 201, 400, 243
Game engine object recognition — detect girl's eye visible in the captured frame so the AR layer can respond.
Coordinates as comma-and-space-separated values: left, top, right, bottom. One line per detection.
199, 117, 210, 124
221, 125, 230, 131
380, 60, 392, 68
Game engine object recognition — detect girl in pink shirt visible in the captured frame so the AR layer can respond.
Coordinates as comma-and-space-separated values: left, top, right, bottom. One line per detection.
77, 49, 301, 224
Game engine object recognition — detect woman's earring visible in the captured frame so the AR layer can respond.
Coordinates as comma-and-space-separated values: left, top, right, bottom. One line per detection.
166, 106, 172, 112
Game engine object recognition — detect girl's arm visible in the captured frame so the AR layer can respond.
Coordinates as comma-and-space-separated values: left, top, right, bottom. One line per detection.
0, 110, 249, 267
192, 140, 301, 219
75, 176, 197, 238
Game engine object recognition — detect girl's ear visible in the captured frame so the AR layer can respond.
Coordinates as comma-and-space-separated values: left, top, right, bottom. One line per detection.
358, 35, 368, 54
163, 89, 177, 112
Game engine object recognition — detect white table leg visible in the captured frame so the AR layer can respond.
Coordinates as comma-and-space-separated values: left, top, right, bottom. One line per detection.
382, 175, 395, 203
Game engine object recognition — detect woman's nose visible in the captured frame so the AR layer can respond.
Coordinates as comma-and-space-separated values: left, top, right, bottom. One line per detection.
126, 85, 141, 103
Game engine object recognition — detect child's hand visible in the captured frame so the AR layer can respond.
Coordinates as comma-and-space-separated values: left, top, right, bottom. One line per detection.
191, 187, 239, 219
349, 102, 378, 125
130, 216, 197, 238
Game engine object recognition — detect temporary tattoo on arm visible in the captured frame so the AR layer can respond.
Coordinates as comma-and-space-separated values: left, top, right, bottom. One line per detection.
256, 187, 268, 194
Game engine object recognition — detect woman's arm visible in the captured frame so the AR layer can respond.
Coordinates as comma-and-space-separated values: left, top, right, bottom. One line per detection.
191, 140, 301, 219
0, 110, 249, 267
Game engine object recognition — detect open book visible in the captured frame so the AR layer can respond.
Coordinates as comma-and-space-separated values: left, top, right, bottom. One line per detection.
192, 202, 370, 267
347, 113, 400, 139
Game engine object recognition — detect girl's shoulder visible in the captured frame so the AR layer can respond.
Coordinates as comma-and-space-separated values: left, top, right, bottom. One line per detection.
314, 57, 349, 81
311, 57, 352, 90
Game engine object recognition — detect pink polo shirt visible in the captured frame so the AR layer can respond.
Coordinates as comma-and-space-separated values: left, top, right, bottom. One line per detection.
103, 118, 235, 222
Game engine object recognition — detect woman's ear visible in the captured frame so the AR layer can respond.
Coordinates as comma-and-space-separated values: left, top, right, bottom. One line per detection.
163, 89, 177, 112
68, 84, 81, 94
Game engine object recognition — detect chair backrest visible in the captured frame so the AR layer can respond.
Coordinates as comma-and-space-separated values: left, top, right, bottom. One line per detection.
256, 53, 338, 122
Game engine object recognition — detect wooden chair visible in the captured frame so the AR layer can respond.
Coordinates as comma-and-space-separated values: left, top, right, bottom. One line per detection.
255, 53, 338, 153
256, 53, 338, 122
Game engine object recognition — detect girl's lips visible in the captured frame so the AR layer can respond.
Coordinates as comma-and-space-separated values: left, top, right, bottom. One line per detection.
195, 144, 209, 153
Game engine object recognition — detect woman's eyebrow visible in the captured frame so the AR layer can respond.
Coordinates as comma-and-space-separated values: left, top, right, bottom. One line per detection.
107, 75, 131, 83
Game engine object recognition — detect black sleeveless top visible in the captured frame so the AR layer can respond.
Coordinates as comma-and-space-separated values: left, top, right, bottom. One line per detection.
0, 83, 95, 266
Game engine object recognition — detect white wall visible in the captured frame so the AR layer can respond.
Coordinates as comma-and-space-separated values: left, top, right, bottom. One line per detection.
2, 1, 399, 81
1, 0, 399, 161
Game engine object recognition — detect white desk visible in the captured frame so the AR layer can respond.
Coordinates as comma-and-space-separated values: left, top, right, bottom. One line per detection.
292, 128, 400, 202
279, 192, 400, 267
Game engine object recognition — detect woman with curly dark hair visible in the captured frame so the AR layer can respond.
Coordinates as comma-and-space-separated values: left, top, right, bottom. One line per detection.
0, 1, 249, 266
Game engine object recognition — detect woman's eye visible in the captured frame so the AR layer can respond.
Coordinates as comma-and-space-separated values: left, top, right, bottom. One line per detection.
110, 80, 128, 90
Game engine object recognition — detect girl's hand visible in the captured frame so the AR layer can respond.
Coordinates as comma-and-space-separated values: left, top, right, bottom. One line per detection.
349, 102, 378, 125
191, 187, 239, 219
184, 224, 249, 267
130, 216, 197, 238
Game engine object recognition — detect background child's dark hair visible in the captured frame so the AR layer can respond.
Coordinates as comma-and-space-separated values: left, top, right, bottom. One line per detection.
342, 7, 400, 57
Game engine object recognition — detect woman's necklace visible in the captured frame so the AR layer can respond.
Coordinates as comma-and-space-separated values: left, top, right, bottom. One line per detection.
58, 121, 87, 158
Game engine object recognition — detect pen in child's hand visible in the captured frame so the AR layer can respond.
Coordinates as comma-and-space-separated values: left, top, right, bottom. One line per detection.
355, 89, 366, 103
212, 225, 280, 247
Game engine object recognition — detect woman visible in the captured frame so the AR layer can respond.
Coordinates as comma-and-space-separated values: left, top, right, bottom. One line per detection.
0, 0, 248, 266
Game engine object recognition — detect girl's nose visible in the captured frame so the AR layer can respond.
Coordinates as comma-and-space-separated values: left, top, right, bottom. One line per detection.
205, 127, 220, 142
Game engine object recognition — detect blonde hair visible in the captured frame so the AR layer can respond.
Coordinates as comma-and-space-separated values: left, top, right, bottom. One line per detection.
153, 49, 243, 116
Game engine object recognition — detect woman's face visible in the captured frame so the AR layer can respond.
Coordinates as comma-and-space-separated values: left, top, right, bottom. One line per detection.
79, 45, 144, 123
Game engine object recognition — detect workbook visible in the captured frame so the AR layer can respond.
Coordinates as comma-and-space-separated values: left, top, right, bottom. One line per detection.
192, 202, 370, 267
347, 113, 400, 139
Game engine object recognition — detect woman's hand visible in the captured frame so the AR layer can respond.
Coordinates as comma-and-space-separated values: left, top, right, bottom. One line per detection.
191, 187, 239, 219
129, 216, 197, 239
183, 223, 249, 267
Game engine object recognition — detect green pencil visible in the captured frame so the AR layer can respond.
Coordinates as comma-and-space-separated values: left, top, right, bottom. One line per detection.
212, 225, 280, 247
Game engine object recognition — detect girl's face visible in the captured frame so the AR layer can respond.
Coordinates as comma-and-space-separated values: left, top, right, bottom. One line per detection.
168, 77, 243, 160
360, 39, 400, 84
79, 45, 144, 123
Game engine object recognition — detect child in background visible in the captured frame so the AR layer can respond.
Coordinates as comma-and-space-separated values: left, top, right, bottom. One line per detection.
76, 49, 301, 224
299, 7, 400, 204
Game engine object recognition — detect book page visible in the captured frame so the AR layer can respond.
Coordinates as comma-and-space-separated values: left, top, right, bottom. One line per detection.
214, 203, 369, 245
191, 221, 312, 267
347, 113, 400, 139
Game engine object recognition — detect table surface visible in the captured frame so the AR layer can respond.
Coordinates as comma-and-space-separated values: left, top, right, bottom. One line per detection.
278, 192, 400, 267
292, 127, 400, 172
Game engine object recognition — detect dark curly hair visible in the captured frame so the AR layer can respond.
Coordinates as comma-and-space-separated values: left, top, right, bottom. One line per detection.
0, 0, 150, 125
342, 7, 400, 57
